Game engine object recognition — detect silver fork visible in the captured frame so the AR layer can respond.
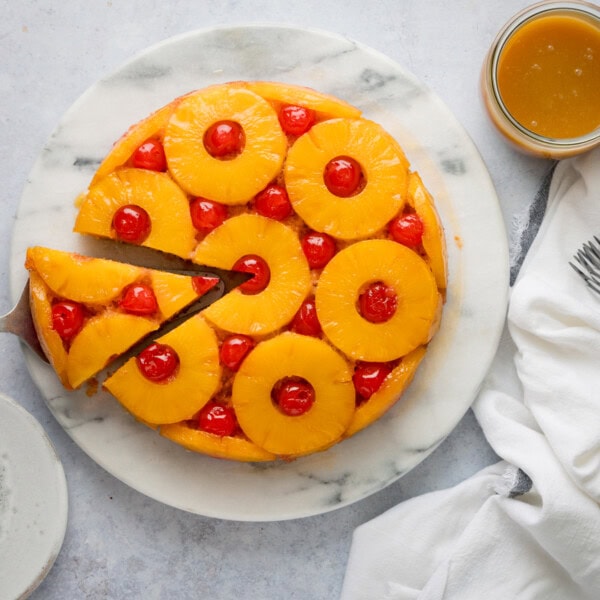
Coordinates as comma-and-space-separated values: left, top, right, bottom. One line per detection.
0, 281, 48, 362
570, 236, 600, 295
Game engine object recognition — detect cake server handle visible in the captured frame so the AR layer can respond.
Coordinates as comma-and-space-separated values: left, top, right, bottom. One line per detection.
0, 281, 49, 362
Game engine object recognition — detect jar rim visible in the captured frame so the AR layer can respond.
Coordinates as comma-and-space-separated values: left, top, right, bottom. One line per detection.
488, 0, 600, 149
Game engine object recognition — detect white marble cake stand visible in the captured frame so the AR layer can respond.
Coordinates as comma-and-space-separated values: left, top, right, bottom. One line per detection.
10, 25, 508, 521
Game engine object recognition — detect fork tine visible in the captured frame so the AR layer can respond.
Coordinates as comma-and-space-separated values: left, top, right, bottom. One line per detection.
578, 247, 600, 271
587, 237, 600, 257
587, 266, 600, 285
575, 254, 595, 281
585, 243, 600, 266
580, 245, 600, 269
586, 278, 600, 295
574, 250, 594, 272
570, 262, 600, 295
571, 237, 600, 296
570, 260, 590, 282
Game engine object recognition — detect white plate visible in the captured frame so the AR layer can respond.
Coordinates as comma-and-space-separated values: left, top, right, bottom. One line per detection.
0, 393, 68, 599
10, 25, 508, 521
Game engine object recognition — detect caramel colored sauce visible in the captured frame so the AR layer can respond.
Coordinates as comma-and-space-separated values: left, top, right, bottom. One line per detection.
497, 13, 600, 139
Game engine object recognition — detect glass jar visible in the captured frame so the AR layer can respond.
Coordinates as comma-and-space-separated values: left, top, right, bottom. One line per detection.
481, 0, 600, 159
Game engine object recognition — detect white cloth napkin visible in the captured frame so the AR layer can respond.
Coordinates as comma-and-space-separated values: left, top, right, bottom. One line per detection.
340, 146, 600, 600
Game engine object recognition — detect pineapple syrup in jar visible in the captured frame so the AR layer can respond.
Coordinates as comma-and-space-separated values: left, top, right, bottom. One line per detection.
481, 0, 600, 158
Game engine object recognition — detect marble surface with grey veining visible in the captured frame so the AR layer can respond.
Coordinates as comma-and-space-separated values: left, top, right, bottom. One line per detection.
0, 1, 553, 598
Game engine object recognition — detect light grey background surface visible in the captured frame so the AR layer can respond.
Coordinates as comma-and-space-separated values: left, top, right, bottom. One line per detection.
1, 2, 551, 598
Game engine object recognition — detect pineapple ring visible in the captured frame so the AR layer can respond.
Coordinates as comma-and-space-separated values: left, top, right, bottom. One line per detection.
407, 172, 448, 290
284, 118, 410, 240
237, 81, 362, 120
232, 333, 355, 457
159, 423, 277, 462
105, 314, 221, 425
91, 98, 183, 185
194, 214, 312, 336
344, 346, 426, 437
67, 313, 156, 390
74, 168, 197, 259
26, 246, 140, 304
25, 246, 200, 317
316, 240, 440, 362
28, 271, 70, 388
163, 86, 287, 205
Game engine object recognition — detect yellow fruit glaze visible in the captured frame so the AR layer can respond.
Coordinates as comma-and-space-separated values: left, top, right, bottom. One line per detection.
194, 214, 312, 336
105, 315, 221, 424
497, 13, 600, 139
74, 169, 197, 259
285, 118, 409, 240
316, 240, 440, 362
163, 86, 287, 205
232, 333, 355, 456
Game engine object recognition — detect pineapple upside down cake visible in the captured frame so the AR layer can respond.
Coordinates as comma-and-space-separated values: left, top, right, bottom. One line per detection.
26, 81, 447, 462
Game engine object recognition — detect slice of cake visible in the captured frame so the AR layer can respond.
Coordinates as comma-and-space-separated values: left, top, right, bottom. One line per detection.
26, 246, 218, 390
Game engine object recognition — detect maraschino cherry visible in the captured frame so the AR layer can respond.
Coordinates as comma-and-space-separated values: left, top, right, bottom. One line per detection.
220, 334, 255, 371
353, 362, 392, 399
192, 275, 220, 296
233, 254, 270, 294
51, 300, 85, 341
136, 343, 179, 382
290, 297, 322, 337
301, 231, 336, 269
197, 402, 238, 437
112, 205, 151, 244
131, 139, 167, 172
204, 120, 245, 159
190, 198, 228, 234
119, 283, 158, 315
254, 184, 293, 220
279, 105, 316, 136
389, 213, 424, 248
324, 156, 362, 197
358, 281, 398, 323
273, 378, 315, 416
